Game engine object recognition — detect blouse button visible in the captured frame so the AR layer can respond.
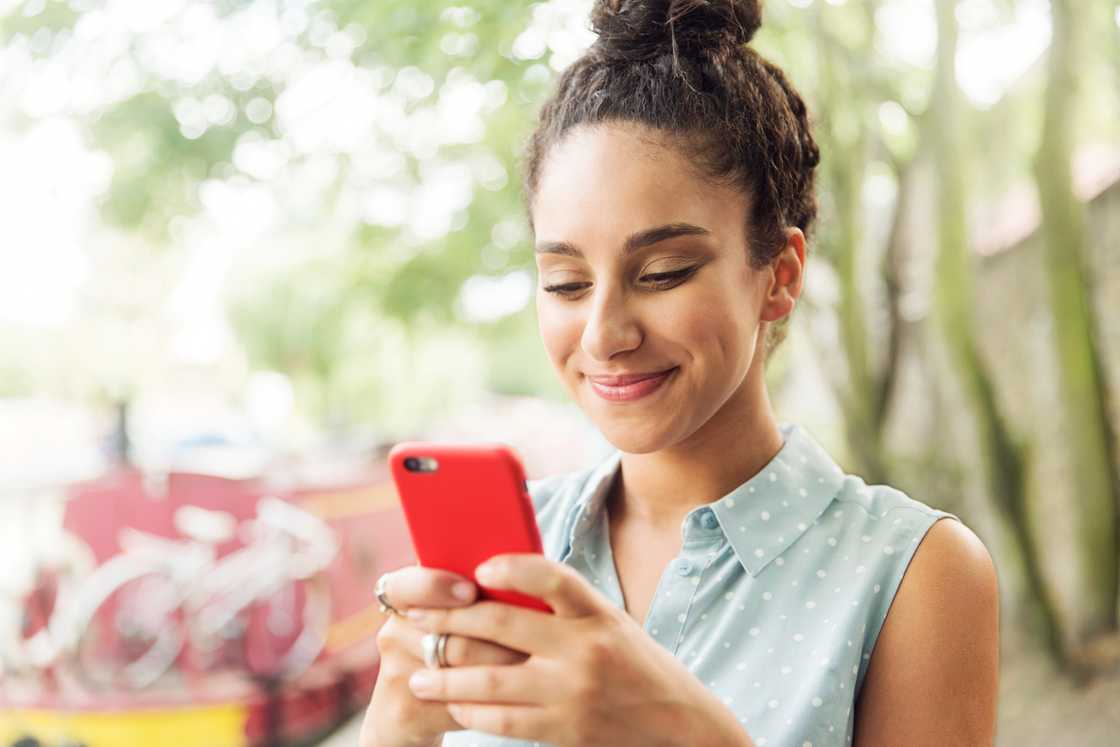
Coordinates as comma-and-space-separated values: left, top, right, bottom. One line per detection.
700, 511, 719, 529
676, 559, 694, 576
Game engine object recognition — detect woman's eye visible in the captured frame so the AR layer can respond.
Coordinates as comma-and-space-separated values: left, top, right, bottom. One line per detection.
541, 266, 698, 297
641, 266, 697, 286
542, 281, 590, 295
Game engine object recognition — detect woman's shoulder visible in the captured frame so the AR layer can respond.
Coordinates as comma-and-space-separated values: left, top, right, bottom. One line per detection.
851, 494, 998, 740
820, 474, 991, 699
831, 474, 958, 524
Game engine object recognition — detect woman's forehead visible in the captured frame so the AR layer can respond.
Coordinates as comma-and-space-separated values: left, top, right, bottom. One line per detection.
531, 124, 748, 255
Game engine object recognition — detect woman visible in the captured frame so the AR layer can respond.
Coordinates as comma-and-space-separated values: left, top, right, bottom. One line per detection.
362, 1, 999, 745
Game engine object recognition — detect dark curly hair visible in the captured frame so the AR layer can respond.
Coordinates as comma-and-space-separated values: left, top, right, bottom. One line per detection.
521, 0, 820, 358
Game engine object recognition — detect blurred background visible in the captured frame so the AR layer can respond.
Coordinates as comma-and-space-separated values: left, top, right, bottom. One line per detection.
0, 0, 1117, 745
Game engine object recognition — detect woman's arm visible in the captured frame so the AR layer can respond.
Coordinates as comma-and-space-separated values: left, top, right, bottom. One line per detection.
852, 518, 1000, 745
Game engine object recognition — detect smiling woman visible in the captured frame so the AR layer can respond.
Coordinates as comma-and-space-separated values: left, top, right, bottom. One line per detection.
529, 121, 787, 456
362, 2, 999, 746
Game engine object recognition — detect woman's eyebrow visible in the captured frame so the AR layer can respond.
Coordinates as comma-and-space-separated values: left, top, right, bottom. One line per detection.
534, 222, 711, 257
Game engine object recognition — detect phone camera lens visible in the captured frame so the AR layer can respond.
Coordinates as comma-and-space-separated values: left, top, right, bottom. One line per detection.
404, 457, 419, 471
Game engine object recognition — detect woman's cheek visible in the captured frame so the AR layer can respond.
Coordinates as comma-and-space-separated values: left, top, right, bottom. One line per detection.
536, 300, 580, 371
658, 287, 721, 340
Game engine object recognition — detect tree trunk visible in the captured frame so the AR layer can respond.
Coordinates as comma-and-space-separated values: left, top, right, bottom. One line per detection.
1034, 0, 1120, 672
812, 5, 889, 486
930, 0, 1067, 665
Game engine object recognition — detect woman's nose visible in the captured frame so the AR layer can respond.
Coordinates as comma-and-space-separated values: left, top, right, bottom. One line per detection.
579, 288, 642, 362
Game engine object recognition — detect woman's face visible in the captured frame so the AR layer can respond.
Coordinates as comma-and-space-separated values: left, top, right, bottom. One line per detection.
530, 123, 796, 454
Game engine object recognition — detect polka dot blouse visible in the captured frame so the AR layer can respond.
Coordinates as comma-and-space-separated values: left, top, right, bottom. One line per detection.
442, 422, 961, 747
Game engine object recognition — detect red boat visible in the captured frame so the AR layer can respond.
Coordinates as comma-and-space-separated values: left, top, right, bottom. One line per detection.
0, 463, 415, 747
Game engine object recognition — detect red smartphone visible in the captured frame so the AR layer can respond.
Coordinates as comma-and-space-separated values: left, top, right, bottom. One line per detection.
387, 442, 553, 613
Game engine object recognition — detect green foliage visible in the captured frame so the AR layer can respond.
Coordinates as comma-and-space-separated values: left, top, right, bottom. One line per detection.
0, 0, 78, 40
4, 0, 1118, 440
328, 0, 533, 80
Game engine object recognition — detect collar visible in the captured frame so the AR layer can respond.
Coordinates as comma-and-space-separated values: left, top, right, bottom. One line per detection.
566, 422, 846, 576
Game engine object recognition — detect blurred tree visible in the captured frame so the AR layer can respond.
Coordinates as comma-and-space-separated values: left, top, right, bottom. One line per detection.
929, 0, 1065, 664
1033, 0, 1120, 672
804, 0, 924, 487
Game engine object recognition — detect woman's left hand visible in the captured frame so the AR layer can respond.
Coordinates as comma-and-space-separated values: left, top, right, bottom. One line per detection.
403, 554, 748, 747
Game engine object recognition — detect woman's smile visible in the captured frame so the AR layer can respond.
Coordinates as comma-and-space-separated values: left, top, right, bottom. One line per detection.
586, 367, 679, 402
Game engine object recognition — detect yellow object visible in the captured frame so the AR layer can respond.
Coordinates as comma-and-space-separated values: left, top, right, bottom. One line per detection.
0, 702, 248, 747
298, 483, 398, 520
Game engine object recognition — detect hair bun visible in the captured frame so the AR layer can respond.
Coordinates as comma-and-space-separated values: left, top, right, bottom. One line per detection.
590, 0, 762, 61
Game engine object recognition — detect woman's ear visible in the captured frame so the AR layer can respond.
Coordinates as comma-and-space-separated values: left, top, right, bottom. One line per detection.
759, 227, 805, 323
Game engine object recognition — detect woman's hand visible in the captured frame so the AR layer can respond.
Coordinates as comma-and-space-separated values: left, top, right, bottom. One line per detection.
359, 566, 530, 747
402, 554, 749, 747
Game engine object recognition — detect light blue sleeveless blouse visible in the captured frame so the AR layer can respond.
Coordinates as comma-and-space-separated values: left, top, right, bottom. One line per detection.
442, 422, 960, 747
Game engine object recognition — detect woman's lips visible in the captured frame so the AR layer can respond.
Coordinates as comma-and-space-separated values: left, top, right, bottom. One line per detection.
587, 367, 678, 402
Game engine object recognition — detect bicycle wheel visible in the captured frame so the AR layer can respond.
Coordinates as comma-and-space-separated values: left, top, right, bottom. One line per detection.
2, 531, 95, 678
52, 557, 185, 690
195, 570, 332, 682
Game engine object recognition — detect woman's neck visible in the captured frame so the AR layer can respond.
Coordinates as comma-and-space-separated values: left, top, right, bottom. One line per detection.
607, 373, 784, 533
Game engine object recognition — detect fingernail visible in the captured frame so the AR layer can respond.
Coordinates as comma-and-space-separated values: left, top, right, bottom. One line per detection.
452, 581, 475, 601
406, 608, 427, 622
409, 670, 436, 695
475, 563, 498, 584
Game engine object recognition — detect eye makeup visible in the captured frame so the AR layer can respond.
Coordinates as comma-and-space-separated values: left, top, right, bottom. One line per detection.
541, 263, 701, 296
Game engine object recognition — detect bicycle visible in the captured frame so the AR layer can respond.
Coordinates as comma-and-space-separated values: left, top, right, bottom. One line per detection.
0, 503, 94, 690
49, 496, 339, 691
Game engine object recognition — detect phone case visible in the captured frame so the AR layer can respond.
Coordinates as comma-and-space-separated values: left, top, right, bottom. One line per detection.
388, 442, 553, 613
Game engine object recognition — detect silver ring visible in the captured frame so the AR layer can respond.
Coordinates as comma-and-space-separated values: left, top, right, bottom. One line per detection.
438, 632, 450, 667
375, 573, 402, 616
422, 632, 452, 669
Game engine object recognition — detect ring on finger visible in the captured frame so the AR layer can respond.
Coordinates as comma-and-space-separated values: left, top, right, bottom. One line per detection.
422, 632, 453, 669
375, 573, 402, 616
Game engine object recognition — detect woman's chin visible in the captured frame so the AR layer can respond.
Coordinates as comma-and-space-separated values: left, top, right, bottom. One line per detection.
565, 372, 696, 453
589, 416, 680, 455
